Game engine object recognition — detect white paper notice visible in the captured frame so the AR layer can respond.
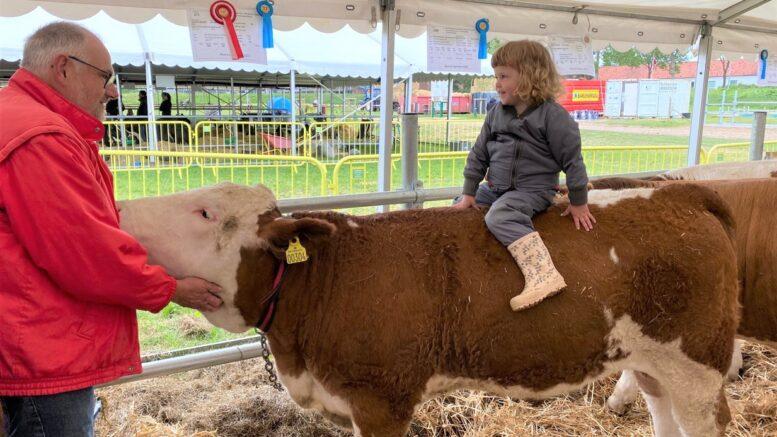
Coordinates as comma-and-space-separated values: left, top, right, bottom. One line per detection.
548, 35, 595, 77
757, 57, 777, 85
427, 25, 480, 73
187, 8, 267, 64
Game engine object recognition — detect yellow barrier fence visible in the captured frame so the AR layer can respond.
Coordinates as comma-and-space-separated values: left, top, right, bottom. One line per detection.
705, 141, 777, 163
99, 120, 774, 200
194, 121, 308, 155
417, 119, 482, 154
329, 145, 705, 194
101, 120, 194, 168
100, 150, 328, 201
307, 119, 400, 162
582, 145, 707, 176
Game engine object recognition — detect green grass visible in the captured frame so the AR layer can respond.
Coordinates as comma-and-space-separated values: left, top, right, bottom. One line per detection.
137, 304, 249, 354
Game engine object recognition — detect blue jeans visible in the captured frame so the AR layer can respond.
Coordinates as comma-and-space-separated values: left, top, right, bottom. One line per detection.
1, 387, 95, 437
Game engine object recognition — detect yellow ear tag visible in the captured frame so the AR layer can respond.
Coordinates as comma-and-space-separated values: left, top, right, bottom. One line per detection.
285, 237, 309, 264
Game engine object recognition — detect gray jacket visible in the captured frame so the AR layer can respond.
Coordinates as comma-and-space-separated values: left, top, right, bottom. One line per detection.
463, 100, 589, 205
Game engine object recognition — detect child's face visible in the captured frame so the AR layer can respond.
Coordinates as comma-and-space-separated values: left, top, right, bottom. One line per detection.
494, 65, 521, 107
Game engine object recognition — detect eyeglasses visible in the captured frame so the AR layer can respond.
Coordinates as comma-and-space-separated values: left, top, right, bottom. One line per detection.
67, 55, 116, 88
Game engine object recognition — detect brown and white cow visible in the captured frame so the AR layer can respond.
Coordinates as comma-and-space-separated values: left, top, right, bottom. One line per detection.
119, 182, 739, 437
652, 160, 777, 181
585, 177, 777, 415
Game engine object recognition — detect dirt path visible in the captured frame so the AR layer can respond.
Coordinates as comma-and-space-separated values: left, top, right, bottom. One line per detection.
578, 120, 777, 142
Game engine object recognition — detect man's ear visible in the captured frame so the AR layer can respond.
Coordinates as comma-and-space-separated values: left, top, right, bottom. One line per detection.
257, 217, 336, 255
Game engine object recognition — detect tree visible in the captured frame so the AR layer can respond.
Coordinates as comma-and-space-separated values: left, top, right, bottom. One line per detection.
719, 56, 731, 88
487, 38, 502, 55
599, 46, 685, 78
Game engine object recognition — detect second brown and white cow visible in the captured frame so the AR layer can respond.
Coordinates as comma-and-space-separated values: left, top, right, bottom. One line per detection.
653, 160, 777, 181
119, 182, 739, 437
586, 177, 777, 415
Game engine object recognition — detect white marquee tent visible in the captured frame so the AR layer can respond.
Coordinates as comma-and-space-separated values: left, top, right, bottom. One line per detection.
2, 0, 776, 188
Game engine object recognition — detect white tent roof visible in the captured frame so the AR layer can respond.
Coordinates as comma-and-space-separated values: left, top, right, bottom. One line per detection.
0, 7, 424, 79
2, 0, 775, 54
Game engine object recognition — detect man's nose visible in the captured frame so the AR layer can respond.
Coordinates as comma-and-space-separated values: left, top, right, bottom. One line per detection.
105, 83, 119, 99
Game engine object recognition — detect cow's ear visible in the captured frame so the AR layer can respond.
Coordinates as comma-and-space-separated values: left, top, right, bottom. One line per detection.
258, 217, 335, 256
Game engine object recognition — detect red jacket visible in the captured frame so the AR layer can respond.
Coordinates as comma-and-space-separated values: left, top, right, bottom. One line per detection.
0, 69, 176, 396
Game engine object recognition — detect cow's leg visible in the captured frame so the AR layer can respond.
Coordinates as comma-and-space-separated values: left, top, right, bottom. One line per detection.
349, 394, 412, 437
660, 370, 728, 437
727, 339, 743, 381
607, 370, 639, 415
610, 340, 742, 416
634, 371, 682, 437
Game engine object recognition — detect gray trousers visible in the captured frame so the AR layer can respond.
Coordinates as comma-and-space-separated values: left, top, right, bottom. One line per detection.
464, 184, 555, 246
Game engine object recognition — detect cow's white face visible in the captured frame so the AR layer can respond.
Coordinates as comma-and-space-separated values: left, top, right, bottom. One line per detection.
118, 183, 278, 332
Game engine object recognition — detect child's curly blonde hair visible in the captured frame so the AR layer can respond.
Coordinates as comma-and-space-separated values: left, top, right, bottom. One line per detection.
491, 40, 564, 106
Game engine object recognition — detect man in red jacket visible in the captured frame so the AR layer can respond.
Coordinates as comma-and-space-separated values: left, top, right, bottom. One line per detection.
0, 22, 224, 436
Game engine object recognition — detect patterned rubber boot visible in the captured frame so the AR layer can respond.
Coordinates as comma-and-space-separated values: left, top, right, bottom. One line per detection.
507, 232, 567, 311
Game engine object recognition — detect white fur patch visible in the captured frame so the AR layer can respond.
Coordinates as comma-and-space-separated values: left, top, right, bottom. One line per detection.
587, 188, 654, 207
347, 219, 359, 228
663, 160, 777, 180
609, 247, 620, 264
119, 183, 277, 333
278, 370, 352, 419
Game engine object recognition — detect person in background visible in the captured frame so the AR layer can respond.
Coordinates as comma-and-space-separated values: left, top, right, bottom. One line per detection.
159, 91, 172, 117
0, 22, 223, 436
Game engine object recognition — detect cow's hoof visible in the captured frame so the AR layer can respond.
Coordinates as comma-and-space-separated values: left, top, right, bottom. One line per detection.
606, 396, 630, 416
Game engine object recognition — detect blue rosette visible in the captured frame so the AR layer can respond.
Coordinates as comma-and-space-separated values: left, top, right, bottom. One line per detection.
256, 1, 274, 49
475, 18, 489, 59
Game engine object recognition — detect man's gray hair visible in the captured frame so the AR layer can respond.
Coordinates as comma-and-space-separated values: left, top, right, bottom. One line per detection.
21, 22, 91, 72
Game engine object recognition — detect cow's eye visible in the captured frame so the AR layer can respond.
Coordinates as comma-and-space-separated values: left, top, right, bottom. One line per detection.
200, 209, 211, 220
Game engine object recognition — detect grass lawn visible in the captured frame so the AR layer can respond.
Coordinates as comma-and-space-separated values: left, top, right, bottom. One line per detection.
137, 304, 250, 354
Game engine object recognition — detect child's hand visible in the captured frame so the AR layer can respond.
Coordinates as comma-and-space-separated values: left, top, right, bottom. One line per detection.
453, 194, 476, 209
561, 203, 596, 231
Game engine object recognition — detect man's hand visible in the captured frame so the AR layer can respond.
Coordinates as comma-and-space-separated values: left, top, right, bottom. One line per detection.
172, 277, 224, 312
561, 203, 596, 231
452, 194, 476, 210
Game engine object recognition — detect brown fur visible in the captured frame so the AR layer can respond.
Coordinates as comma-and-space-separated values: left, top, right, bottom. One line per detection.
592, 178, 777, 344
233, 184, 739, 436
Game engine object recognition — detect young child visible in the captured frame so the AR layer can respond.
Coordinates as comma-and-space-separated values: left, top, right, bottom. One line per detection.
453, 40, 595, 311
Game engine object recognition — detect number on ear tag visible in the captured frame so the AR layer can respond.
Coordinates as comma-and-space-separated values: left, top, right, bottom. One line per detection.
285, 237, 309, 264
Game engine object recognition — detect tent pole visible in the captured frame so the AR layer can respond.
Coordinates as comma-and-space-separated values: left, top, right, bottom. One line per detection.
446, 74, 453, 147
115, 73, 128, 147
404, 73, 413, 112
377, 0, 396, 212
291, 68, 297, 155
688, 23, 712, 166
144, 54, 158, 154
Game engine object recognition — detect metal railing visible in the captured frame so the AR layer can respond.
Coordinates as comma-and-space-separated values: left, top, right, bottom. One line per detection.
194, 120, 308, 156
101, 120, 194, 153
101, 150, 328, 200
706, 140, 777, 163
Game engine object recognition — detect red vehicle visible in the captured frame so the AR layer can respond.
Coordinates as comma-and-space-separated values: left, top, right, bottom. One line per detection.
557, 80, 606, 114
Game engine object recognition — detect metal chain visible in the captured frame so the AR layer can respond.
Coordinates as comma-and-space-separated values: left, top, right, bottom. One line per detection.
256, 329, 284, 391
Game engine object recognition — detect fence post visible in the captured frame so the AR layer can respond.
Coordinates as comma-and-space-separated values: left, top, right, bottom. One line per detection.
750, 111, 767, 161
401, 113, 422, 209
